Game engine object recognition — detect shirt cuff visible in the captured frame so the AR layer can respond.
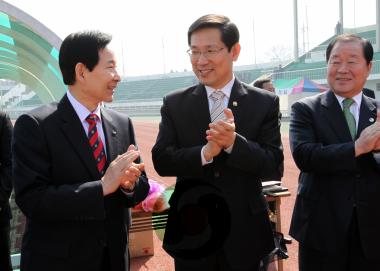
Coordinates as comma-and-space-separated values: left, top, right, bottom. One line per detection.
120, 181, 136, 195
201, 146, 213, 166
373, 152, 380, 163
224, 143, 234, 154
121, 187, 135, 195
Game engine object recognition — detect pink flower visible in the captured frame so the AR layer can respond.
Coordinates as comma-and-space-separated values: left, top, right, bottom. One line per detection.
133, 179, 169, 213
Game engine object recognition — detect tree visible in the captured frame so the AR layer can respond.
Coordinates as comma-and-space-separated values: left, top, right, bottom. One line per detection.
265, 45, 292, 62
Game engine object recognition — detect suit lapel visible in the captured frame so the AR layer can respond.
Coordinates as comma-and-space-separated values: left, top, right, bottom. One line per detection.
357, 95, 377, 137
190, 79, 246, 134
58, 95, 100, 179
191, 84, 212, 134
228, 79, 247, 129
101, 108, 119, 163
321, 91, 353, 142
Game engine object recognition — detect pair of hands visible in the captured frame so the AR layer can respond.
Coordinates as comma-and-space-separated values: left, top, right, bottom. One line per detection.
101, 144, 144, 196
355, 111, 380, 156
203, 108, 236, 162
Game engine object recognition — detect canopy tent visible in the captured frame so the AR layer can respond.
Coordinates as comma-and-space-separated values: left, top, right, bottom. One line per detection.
274, 77, 328, 95
0, 0, 65, 103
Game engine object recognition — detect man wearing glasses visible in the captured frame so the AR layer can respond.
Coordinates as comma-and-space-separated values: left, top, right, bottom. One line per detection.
152, 14, 283, 271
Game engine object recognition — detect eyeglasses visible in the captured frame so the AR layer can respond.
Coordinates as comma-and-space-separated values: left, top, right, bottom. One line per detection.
187, 47, 225, 60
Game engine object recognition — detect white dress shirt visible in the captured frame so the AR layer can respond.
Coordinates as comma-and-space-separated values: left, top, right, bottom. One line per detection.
335, 92, 380, 162
67, 90, 107, 156
335, 92, 362, 133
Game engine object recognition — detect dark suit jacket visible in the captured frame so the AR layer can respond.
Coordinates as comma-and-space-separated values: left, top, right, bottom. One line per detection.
0, 112, 12, 226
152, 79, 283, 269
289, 90, 380, 259
363, 88, 375, 99
13, 95, 149, 271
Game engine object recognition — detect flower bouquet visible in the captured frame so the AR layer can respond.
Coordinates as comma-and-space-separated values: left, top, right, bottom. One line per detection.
133, 179, 169, 213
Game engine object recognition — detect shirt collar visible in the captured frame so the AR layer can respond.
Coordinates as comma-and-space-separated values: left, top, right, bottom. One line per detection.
334, 91, 363, 109
67, 91, 102, 123
205, 75, 235, 99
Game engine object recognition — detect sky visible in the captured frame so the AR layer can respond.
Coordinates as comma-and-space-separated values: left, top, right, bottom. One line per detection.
5, 0, 377, 77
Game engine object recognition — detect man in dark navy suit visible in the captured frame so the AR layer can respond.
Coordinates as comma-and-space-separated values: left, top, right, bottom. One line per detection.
290, 34, 380, 271
13, 31, 149, 271
153, 14, 283, 271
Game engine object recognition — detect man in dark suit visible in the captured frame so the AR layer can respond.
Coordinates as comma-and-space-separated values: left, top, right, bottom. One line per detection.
152, 14, 283, 271
0, 112, 13, 271
253, 78, 275, 93
253, 78, 284, 182
289, 34, 380, 271
12, 31, 149, 271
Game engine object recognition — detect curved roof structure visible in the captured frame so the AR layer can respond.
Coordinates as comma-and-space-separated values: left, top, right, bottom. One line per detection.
0, 0, 65, 102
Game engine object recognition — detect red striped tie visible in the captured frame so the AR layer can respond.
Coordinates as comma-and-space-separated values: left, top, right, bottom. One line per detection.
86, 114, 106, 175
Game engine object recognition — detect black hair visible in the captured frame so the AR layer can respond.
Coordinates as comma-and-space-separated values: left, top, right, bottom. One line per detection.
59, 30, 112, 85
187, 14, 239, 52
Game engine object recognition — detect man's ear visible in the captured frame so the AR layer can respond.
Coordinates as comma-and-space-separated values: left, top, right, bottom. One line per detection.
231, 43, 241, 62
75, 63, 86, 82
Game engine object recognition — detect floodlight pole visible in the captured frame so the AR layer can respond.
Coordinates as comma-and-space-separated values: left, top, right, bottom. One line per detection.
162, 36, 166, 74
121, 40, 125, 76
339, 0, 343, 32
293, 0, 299, 62
376, 0, 380, 52
252, 17, 256, 65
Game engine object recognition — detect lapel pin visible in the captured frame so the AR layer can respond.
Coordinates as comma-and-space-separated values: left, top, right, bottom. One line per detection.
369, 118, 375, 122
233, 101, 238, 107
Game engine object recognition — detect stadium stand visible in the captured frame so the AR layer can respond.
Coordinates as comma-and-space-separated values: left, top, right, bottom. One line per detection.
4, 25, 380, 118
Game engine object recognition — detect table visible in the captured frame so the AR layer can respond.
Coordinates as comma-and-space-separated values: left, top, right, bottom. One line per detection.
265, 190, 291, 271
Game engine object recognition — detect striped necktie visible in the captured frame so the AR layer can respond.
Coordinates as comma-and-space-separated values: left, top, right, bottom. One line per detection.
86, 114, 106, 175
342, 98, 356, 140
210, 91, 226, 122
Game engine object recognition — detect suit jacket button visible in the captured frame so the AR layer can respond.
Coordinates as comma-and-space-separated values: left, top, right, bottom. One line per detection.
214, 171, 220, 178
355, 174, 361, 178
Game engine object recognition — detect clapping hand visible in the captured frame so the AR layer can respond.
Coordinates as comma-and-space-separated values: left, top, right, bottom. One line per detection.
101, 145, 141, 195
355, 110, 380, 156
373, 109, 380, 151
203, 108, 236, 161
120, 161, 145, 191
206, 108, 236, 149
